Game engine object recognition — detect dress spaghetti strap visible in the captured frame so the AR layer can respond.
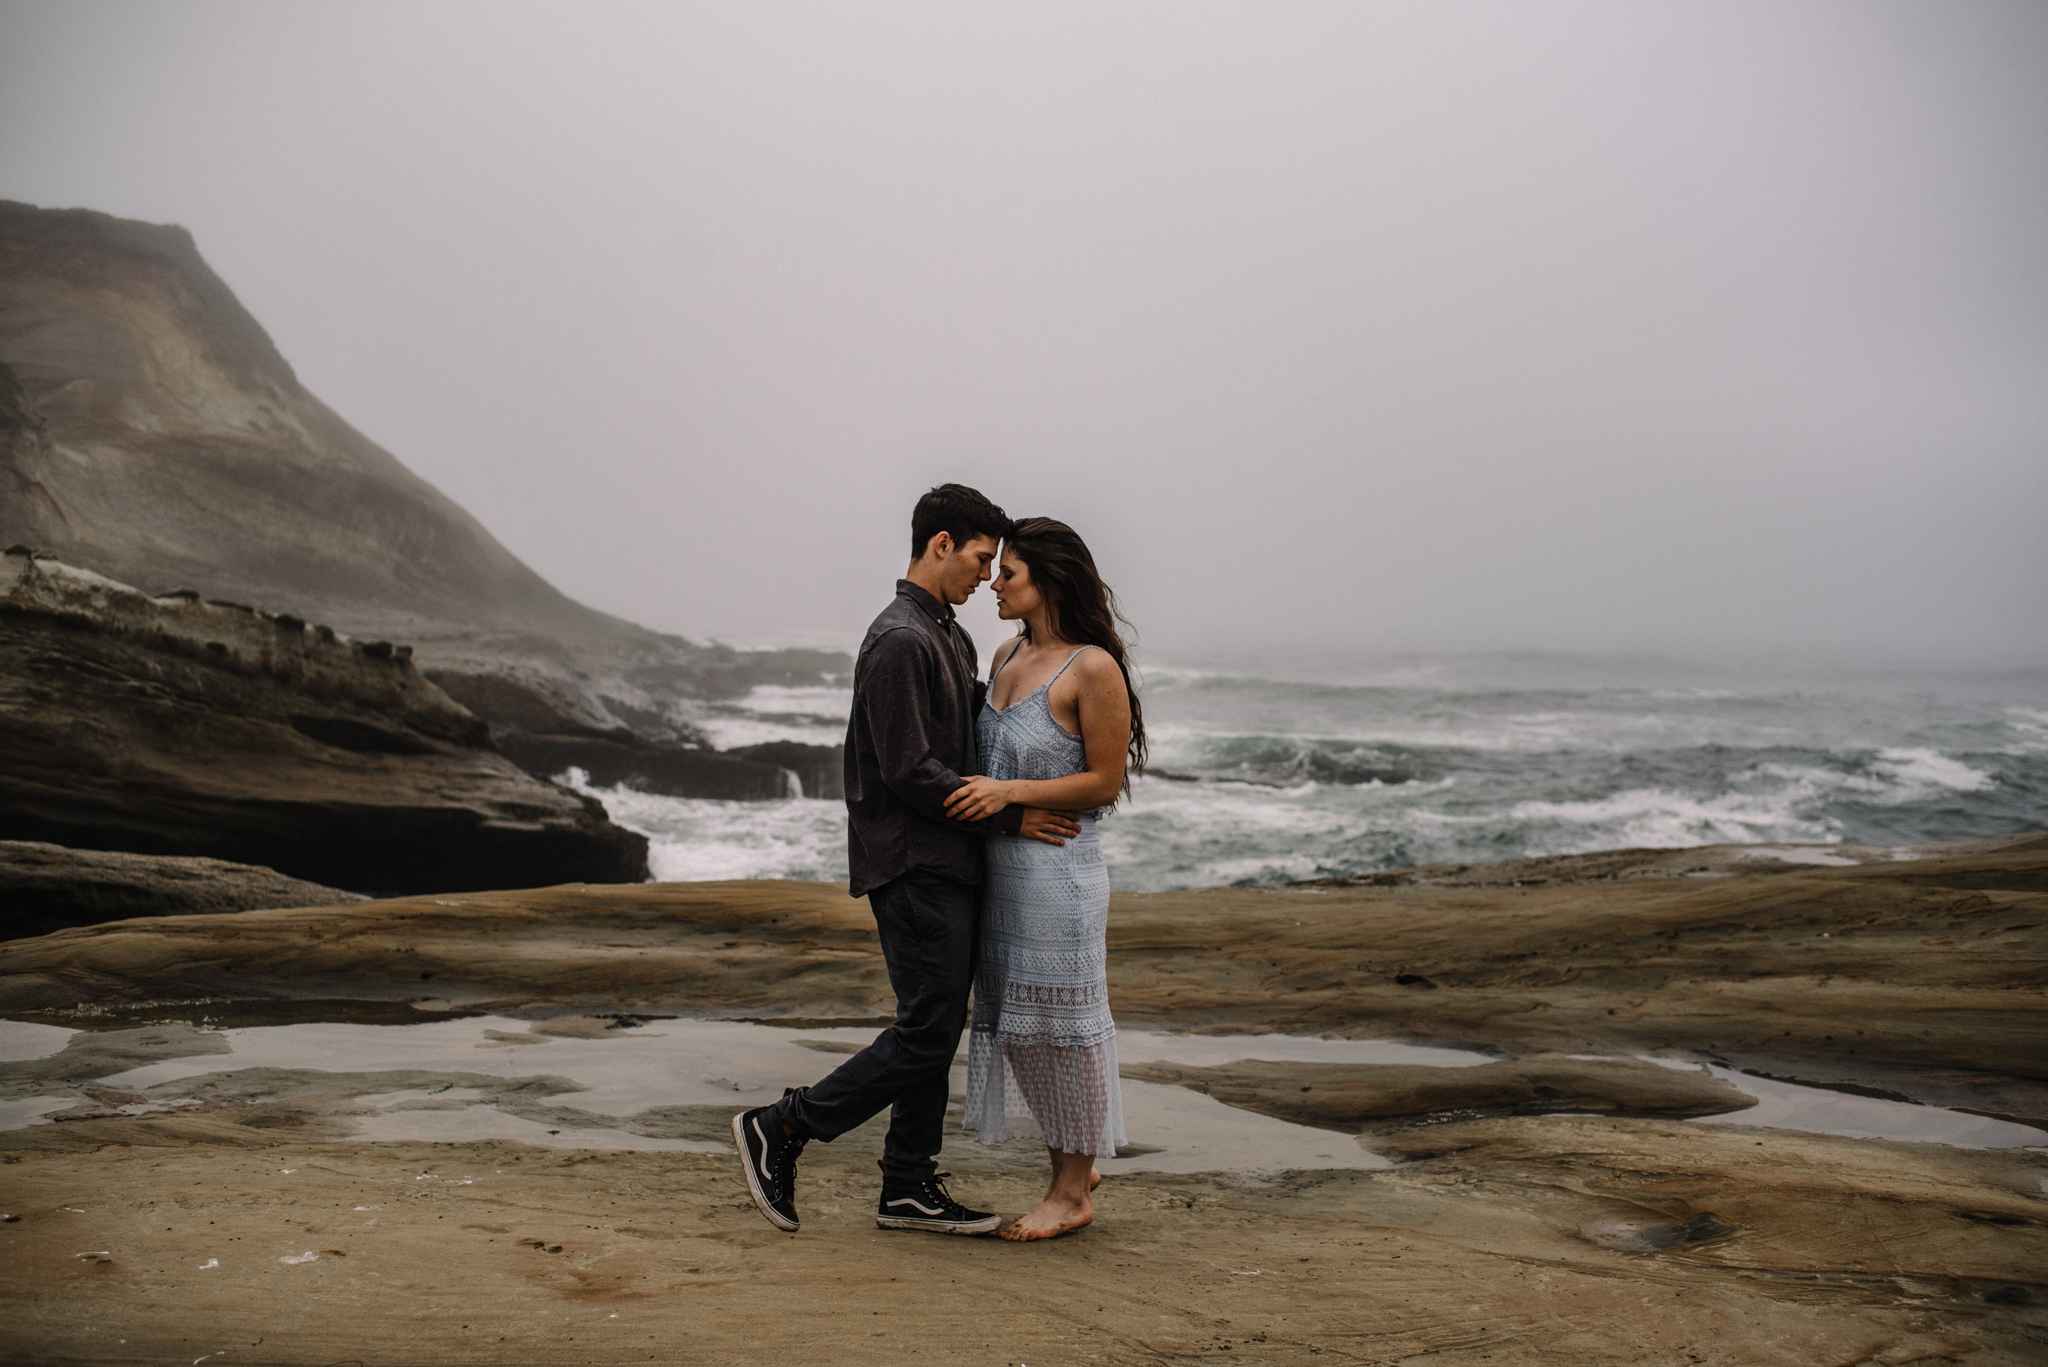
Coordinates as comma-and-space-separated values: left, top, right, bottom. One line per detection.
989, 643, 1093, 698
989, 640, 1021, 686
1046, 646, 1096, 686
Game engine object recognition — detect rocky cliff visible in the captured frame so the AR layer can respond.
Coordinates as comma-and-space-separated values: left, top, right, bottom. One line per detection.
0, 200, 843, 793
0, 549, 648, 893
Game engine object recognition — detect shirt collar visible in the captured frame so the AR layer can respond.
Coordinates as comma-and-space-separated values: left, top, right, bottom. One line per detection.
897, 578, 956, 629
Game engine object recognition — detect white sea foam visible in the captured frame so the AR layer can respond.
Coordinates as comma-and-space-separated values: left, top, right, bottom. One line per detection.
562, 771, 848, 883
2006, 708, 2048, 754
1500, 786, 1844, 850
732, 684, 854, 716
686, 684, 852, 749
1746, 748, 1993, 808
1869, 746, 1993, 797
1148, 708, 1793, 758
553, 662, 2037, 892
686, 714, 843, 749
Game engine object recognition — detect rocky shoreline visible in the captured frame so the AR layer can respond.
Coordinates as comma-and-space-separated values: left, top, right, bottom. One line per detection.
1, 833, 2042, 1363
4, 199, 2042, 1364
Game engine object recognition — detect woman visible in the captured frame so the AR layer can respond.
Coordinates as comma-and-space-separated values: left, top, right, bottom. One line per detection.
942, 517, 1146, 1241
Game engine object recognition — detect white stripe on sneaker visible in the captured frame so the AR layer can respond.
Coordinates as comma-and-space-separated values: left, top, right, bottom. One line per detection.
884, 1197, 946, 1215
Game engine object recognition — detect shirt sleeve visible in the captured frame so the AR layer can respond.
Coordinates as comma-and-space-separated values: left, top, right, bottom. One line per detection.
860, 627, 1026, 836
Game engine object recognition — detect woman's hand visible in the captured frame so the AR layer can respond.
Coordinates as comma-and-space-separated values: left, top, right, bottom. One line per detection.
944, 775, 1016, 823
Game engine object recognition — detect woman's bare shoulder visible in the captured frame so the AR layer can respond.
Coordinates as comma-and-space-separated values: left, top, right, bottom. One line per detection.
990, 636, 1026, 671
1067, 646, 1125, 687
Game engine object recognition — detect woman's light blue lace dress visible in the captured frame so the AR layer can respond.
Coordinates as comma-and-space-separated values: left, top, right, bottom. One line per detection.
962, 645, 1126, 1158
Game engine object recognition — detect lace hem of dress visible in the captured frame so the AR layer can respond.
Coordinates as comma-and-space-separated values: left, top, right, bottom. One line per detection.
961, 1029, 1126, 1157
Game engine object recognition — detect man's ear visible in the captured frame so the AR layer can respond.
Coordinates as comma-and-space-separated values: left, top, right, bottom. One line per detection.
926, 530, 954, 562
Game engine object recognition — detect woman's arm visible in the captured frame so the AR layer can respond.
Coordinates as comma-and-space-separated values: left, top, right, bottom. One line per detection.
944, 651, 1130, 820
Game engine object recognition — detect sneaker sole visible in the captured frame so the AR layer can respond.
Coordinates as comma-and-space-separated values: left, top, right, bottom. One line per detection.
874, 1213, 1002, 1235
732, 1110, 800, 1233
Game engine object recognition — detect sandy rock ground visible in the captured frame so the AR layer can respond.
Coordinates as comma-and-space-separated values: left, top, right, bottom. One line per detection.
4, 1113, 2042, 1366
2, 833, 2044, 1364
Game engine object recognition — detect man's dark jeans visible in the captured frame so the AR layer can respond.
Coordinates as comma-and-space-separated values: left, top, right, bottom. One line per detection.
776, 870, 977, 1181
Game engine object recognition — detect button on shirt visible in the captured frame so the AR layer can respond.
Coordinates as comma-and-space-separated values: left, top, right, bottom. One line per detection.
843, 580, 1024, 899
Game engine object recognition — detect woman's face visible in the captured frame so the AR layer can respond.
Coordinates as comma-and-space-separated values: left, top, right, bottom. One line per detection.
991, 548, 1042, 623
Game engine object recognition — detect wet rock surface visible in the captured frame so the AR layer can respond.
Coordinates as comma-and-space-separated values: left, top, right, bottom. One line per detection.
0, 552, 648, 894
5, 832, 2039, 1095
0, 841, 364, 941
1120, 1056, 1758, 1128
493, 730, 801, 801
0, 835, 2043, 1363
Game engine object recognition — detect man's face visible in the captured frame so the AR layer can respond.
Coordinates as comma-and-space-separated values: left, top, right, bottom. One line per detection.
935, 533, 1002, 606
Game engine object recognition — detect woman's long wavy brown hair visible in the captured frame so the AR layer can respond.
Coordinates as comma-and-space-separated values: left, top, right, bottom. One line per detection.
1003, 517, 1146, 793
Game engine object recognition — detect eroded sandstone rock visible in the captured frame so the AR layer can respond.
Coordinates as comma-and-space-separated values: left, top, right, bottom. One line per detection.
0, 841, 364, 941
1118, 1056, 1758, 1128
2, 834, 2041, 1121
0, 551, 647, 894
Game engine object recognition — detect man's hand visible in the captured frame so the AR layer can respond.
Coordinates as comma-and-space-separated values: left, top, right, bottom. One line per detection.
1017, 806, 1082, 846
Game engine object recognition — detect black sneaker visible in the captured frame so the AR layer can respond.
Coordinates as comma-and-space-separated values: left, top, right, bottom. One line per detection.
733, 1102, 806, 1232
874, 1166, 1001, 1235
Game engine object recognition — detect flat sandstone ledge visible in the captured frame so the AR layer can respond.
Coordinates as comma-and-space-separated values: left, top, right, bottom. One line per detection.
4, 833, 2043, 1085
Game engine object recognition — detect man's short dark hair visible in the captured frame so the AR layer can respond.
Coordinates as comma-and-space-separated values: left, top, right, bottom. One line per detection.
911, 483, 1012, 559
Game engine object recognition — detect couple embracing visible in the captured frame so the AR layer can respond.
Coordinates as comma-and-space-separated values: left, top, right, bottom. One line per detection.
734, 482, 1145, 1242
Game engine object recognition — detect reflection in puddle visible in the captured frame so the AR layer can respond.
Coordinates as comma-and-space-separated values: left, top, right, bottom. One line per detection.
0, 1013, 2036, 1164
1690, 1065, 2045, 1148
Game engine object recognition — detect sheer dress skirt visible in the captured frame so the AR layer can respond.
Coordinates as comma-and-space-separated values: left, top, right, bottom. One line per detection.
963, 817, 1126, 1157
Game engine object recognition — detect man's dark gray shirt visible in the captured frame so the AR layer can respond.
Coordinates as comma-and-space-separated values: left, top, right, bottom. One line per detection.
843, 579, 1024, 899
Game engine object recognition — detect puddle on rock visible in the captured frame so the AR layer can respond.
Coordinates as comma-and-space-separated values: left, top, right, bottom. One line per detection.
1690, 1064, 2046, 1148
0, 1014, 2037, 1165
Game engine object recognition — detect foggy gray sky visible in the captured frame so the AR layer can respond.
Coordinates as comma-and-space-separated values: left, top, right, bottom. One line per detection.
3, 1, 2044, 668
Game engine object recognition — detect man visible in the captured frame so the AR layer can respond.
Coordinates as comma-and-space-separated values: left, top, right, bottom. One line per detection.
733, 483, 1080, 1235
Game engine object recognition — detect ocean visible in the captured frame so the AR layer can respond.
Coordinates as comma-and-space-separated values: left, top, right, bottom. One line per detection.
563, 654, 2048, 893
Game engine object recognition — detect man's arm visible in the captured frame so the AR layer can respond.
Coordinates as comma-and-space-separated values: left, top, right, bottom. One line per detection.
861, 629, 1026, 834
860, 631, 1072, 842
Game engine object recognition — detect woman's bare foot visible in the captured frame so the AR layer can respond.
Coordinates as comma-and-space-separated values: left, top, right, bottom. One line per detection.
1045, 1167, 1102, 1200
1000, 1193, 1093, 1242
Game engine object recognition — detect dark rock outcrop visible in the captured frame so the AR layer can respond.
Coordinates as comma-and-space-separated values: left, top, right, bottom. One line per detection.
498, 733, 801, 801
425, 669, 821, 800
0, 550, 648, 894
0, 200, 848, 787
0, 840, 362, 941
